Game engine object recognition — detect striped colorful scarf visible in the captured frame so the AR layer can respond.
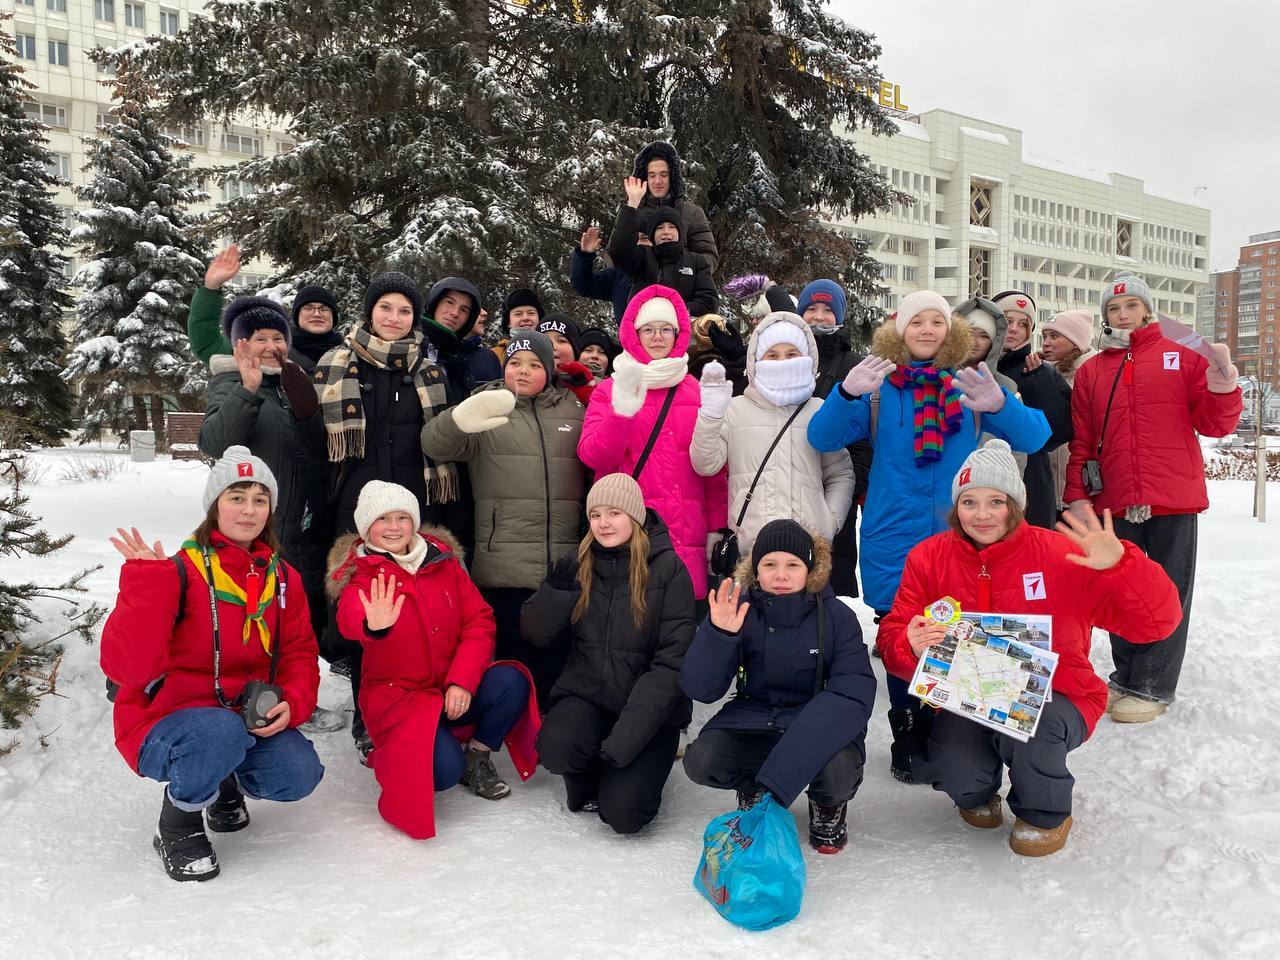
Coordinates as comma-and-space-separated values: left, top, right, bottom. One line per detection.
888, 365, 963, 464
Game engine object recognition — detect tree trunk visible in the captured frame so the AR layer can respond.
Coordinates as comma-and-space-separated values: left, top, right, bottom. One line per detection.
149, 392, 167, 448
131, 394, 148, 433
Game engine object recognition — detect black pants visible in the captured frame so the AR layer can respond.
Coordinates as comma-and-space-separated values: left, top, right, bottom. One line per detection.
912, 696, 1087, 829
484, 587, 567, 711
830, 500, 860, 598
537, 695, 679, 835
682, 728, 866, 808
1109, 513, 1197, 703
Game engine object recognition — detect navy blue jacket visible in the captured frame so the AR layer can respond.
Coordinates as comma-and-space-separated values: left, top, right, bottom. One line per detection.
681, 555, 876, 807
569, 248, 630, 325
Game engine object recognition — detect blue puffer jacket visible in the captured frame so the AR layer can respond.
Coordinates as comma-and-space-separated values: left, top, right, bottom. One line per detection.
806, 321, 1051, 612
680, 536, 876, 807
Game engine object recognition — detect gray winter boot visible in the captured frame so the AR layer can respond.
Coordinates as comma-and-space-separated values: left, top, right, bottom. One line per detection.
461, 747, 511, 800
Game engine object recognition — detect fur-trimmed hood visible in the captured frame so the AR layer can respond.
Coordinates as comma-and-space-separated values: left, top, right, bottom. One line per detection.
325, 523, 466, 599
732, 530, 834, 594
871, 317, 973, 370
632, 141, 687, 203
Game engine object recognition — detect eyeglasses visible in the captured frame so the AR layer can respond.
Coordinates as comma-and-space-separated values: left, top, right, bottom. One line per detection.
637, 325, 677, 341
299, 304, 332, 315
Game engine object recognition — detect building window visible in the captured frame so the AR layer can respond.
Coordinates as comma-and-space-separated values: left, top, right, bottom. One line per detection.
222, 177, 258, 201
969, 179, 993, 227
903, 239, 918, 256
46, 0, 67, 11
883, 236, 899, 254
222, 132, 261, 155
1021, 281, 1035, 296
59, 206, 76, 231
25, 101, 68, 128
969, 247, 991, 298
163, 124, 206, 147
48, 40, 70, 67
15, 33, 37, 60
45, 153, 72, 180
16, 0, 33, 6
95, 0, 114, 21
124, 1, 144, 27
159, 7, 179, 34
1038, 283, 1051, 298
1115, 219, 1133, 258
903, 266, 918, 283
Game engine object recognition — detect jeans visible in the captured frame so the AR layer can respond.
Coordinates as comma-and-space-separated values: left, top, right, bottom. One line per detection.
432, 664, 530, 791
137, 707, 324, 811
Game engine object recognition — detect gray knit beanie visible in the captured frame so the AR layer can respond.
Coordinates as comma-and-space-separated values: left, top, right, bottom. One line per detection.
952, 439, 1027, 508
203, 445, 278, 512
1100, 274, 1154, 319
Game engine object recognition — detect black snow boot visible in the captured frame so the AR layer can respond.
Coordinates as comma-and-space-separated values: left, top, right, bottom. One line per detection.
736, 788, 763, 812
353, 719, 374, 767
888, 705, 934, 783
808, 800, 848, 854
154, 789, 219, 882
205, 775, 250, 833
461, 747, 511, 800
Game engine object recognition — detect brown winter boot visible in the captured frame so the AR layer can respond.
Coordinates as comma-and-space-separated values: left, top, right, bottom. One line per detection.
958, 794, 1004, 829
1010, 815, 1073, 857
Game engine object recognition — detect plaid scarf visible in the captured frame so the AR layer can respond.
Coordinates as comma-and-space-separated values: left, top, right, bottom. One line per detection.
314, 323, 459, 504
888, 364, 963, 465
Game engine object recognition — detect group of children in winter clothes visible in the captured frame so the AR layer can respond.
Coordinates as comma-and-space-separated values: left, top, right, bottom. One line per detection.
107, 159, 1241, 881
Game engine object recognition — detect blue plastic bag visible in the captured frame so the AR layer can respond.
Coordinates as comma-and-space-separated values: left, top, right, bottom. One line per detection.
693, 793, 806, 930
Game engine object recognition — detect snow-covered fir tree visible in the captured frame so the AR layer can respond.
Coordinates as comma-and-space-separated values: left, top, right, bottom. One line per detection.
63, 62, 207, 446
131, 0, 899, 330
0, 18, 75, 447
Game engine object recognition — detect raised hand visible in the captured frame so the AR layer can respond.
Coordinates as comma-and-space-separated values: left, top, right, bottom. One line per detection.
548, 554, 580, 591
1055, 504, 1125, 571
233, 338, 265, 393
698, 361, 732, 419
610, 362, 646, 417
359, 570, 405, 632
204, 245, 240, 290
841, 355, 895, 397
954, 362, 1006, 413
580, 225, 602, 254
1205, 343, 1240, 393
906, 614, 950, 657
109, 527, 165, 562
707, 578, 750, 634
623, 176, 648, 208
1024, 351, 1044, 372
453, 389, 516, 434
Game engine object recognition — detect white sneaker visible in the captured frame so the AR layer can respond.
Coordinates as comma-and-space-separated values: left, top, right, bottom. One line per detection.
1110, 696, 1166, 724
676, 727, 689, 758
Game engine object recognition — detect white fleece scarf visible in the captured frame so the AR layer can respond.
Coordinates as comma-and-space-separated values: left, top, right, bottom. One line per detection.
359, 534, 429, 575
752, 356, 815, 407
614, 350, 689, 390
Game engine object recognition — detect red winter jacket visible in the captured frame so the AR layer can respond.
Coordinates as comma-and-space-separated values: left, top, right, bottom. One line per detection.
330, 526, 539, 839
878, 523, 1182, 737
1063, 323, 1242, 514
101, 532, 319, 773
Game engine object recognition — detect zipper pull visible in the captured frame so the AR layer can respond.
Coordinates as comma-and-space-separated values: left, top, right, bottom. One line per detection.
977, 563, 992, 610
245, 566, 261, 618
1122, 351, 1133, 386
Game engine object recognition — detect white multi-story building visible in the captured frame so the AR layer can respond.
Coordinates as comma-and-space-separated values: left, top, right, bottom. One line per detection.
7, 0, 287, 284
831, 109, 1211, 329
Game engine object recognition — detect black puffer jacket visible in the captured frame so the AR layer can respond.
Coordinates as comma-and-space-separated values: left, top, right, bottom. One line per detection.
520, 510, 695, 767
607, 205, 718, 316
631, 141, 719, 274
997, 344, 1073, 529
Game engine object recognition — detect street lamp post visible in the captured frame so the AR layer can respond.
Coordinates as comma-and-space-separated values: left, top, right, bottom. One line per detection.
1245, 377, 1267, 522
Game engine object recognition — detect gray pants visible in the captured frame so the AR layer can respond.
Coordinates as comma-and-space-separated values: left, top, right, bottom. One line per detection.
911, 697, 1087, 829
1109, 513, 1197, 704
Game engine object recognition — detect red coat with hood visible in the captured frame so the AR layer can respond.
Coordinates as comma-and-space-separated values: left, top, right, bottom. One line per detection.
577, 285, 728, 596
878, 522, 1182, 737
101, 531, 320, 772
1063, 323, 1242, 514
329, 525, 539, 840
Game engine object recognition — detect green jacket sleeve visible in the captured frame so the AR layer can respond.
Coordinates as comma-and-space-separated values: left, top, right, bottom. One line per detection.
188, 285, 230, 365
419, 406, 480, 464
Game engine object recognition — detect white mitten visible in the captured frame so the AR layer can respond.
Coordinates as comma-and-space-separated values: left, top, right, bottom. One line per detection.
842, 355, 895, 397
611, 363, 646, 418
954, 362, 1006, 413
453, 389, 516, 434
699, 361, 732, 419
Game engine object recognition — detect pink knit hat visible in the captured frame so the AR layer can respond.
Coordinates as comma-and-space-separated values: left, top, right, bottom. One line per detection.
1042, 309, 1095, 352
895, 291, 952, 335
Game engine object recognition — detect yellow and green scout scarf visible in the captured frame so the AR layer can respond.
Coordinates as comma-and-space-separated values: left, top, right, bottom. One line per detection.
182, 540, 279, 655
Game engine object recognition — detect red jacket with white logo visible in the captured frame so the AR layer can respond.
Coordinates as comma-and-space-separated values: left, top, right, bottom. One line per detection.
877, 523, 1182, 737
1063, 323, 1242, 514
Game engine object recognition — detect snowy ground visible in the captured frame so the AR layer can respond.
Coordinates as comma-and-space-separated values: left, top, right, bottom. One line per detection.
0, 446, 1276, 959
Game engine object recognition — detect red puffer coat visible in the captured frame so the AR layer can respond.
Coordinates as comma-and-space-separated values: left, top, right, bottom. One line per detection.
877, 523, 1182, 737
1063, 323, 1242, 514
329, 525, 539, 840
101, 532, 320, 772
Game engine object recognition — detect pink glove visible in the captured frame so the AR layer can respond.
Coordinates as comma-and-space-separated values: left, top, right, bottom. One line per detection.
842, 356, 895, 397
1205, 344, 1240, 394
953, 362, 1006, 413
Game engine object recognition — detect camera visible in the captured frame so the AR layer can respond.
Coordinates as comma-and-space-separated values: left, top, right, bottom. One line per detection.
1081, 459, 1104, 496
240, 681, 285, 730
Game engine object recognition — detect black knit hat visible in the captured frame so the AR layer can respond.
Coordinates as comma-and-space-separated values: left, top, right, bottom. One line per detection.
646, 207, 682, 244
504, 329, 556, 386
425, 277, 482, 338
538, 313, 581, 358
501, 287, 544, 332
580, 326, 619, 356
752, 519, 815, 572
291, 285, 340, 330
364, 272, 422, 324
221, 296, 291, 348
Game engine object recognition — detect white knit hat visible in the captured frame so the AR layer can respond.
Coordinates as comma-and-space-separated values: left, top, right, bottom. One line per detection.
354, 480, 421, 540
952, 439, 1027, 508
895, 291, 952, 335
203, 445, 277, 512
633, 295, 678, 330
754, 316, 810, 359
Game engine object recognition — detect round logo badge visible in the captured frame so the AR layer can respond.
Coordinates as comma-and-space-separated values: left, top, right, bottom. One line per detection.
925, 596, 962, 624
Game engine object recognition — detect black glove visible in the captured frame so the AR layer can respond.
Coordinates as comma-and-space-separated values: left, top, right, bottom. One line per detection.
548, 554, 580, 591
708, 321, 746, 362
280, 359, 320, 421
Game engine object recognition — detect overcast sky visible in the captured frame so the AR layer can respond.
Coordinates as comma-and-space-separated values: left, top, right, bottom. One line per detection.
830, 0, 1280, 271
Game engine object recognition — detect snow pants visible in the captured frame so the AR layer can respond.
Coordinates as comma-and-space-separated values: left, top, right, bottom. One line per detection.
537, 695, 680, 835
682, 728, 866, 808
912, 697, 1087, 829
1109, 513, 1197, 703
137, 707, 324, 811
